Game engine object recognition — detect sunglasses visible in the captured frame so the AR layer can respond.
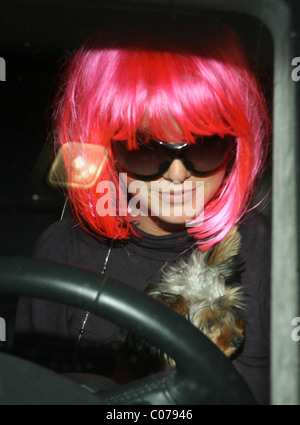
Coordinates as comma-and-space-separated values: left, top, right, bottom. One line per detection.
112, 134, 236, 181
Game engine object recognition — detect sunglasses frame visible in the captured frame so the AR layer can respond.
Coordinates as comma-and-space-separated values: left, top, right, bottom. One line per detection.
112, 135, 236, 181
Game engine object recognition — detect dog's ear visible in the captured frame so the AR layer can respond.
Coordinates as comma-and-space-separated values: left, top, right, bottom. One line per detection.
206, 227, 242, 285
207, 226, 241, 267
146, 289, 189, 316
212, 285, 245, 311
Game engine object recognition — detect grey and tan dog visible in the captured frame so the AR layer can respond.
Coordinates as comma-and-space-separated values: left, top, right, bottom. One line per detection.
146, 226, 245, 361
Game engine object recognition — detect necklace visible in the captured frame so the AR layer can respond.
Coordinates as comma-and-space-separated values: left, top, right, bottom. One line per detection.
69, 241, 113, 371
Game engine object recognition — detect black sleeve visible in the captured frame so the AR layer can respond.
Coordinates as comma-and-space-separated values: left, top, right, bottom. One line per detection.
31, 219, 71, 262
234, 212, 271, 405
14, 220, 73, 370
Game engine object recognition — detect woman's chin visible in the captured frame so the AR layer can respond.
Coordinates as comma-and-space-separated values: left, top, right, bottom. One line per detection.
135, 212, 198, 235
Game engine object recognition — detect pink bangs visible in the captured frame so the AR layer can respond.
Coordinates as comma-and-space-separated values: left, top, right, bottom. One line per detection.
53, 21, 270, 248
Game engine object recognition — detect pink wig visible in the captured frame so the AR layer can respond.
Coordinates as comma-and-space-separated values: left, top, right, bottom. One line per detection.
53, 16, 270, 250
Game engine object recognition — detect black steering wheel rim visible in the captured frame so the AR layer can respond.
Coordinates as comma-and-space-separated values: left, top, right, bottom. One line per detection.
0, 257, 256, 405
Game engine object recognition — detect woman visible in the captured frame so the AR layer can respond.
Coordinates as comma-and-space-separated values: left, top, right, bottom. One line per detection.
15, 14, 271, 404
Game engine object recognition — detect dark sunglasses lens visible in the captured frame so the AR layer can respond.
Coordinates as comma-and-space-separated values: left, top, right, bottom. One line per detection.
113, 135, 235, 179
113, 141, 167, 177
185, 135, 235, 173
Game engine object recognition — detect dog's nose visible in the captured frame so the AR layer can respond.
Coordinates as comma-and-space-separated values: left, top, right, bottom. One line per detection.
230, 335, 244, 348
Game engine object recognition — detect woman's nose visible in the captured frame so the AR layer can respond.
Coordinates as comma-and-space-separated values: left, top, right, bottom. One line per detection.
163, 159, 191, 183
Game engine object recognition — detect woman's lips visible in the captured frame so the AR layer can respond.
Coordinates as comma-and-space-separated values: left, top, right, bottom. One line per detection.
159, 189, 195, 204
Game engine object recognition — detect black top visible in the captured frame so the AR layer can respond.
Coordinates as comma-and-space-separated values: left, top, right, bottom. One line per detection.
15, 211, 271, 405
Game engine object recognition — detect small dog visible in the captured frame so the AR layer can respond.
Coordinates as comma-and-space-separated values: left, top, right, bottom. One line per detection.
145, 226, 245, 363
112, 227, 245, 382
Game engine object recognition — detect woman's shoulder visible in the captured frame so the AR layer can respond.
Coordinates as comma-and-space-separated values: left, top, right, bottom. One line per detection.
237, 209, 271, 314
240, 208, 271, 230
237, 210, 271, 329
35, 218, 76, 240
32, 218, 96, 261
238, 210, 271, 251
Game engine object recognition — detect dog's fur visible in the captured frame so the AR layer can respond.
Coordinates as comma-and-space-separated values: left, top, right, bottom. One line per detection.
145, 226, 245, 362
112, 227, 245, 382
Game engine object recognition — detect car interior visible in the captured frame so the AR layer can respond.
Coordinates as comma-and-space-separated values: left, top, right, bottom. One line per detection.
0, 0, 299, 405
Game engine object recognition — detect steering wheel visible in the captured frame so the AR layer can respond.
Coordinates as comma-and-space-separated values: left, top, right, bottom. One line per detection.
0, 257, 256, 405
